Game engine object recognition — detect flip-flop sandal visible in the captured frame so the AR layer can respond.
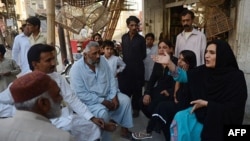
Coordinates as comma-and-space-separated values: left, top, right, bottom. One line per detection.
132, 130, 152, 140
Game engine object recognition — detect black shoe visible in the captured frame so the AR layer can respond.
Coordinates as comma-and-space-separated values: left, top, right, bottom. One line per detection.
133, 110, 139, 118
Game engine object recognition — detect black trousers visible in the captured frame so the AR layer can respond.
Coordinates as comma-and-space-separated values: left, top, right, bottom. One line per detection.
119, 84, 143, 111
146, 101, 183, 141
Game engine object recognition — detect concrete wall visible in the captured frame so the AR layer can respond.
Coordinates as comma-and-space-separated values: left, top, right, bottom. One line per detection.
232, 0, 250, 124
143, 0, 164, 42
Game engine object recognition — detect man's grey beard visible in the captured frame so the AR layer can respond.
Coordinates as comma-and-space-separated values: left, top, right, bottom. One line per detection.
86, 58, 100, 65
46, 98, 62, 119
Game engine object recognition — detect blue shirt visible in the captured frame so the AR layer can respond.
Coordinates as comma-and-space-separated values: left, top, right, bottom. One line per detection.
69, 56, 118, 106
169, 67, 188, 83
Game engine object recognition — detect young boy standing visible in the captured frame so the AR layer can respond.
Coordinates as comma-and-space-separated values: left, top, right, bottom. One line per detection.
101, 40, 126, 88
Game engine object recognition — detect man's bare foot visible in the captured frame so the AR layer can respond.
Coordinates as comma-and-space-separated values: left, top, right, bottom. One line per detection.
103, 122, 117, 132
120, 127, 133, 140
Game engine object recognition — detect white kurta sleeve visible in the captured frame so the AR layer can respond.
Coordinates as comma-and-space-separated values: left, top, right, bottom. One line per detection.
50, 73, 94, 120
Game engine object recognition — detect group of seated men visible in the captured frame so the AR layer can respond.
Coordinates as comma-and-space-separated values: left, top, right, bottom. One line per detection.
0, 42, 134, 141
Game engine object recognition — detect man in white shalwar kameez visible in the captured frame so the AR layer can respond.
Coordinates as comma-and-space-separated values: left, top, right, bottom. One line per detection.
69, 41, 134, 141
12, 24, 32, 76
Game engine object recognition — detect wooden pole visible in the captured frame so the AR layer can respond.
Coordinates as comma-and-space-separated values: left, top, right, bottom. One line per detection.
46, 0, 55, 45
47, 0, 56, 72
58, 25, 68, 65
65, 26, 74, 64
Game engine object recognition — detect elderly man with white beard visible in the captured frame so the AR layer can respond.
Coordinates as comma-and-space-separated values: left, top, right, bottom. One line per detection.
0, 71, 74, 141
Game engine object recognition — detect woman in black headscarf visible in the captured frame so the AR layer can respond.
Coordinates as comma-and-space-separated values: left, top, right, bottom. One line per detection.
152, 39, 248, 141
